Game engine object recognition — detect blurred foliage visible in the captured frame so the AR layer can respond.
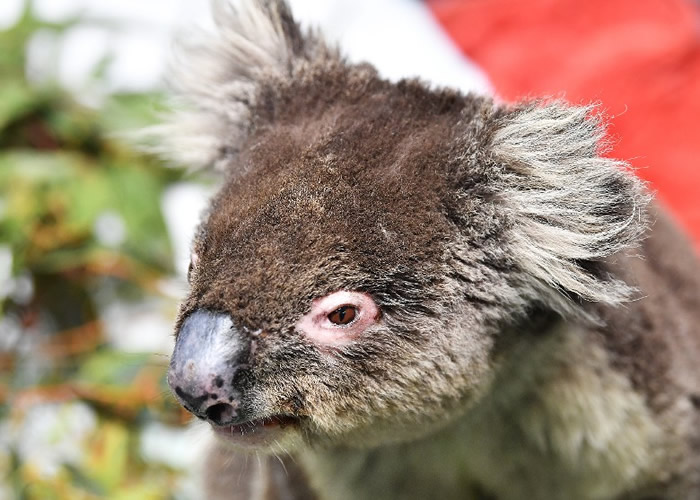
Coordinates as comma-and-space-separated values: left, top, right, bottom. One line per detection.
1, 4, 200, 499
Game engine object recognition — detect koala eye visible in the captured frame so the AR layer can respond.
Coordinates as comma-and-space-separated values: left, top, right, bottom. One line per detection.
296, 291, 380, 345
187, 252, 200, 281
327, 305, 357, 325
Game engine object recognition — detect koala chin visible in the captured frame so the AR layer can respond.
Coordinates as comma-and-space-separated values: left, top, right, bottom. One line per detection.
156, 1, 700, 499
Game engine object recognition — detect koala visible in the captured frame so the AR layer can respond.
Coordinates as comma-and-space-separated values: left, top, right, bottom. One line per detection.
158, 1, 700, 499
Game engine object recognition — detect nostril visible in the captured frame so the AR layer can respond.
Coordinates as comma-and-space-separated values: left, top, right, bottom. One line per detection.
206, 403, 237, 426
174, 386, 209, 415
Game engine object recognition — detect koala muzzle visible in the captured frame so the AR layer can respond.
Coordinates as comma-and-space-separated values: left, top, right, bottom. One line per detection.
167, 309, 252, 426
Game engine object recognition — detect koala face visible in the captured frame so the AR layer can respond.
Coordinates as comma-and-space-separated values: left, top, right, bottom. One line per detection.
168, 85, 506, 450
163, 0, 647, 454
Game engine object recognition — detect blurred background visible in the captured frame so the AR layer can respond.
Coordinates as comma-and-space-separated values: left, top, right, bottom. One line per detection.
0, 2, 215, 499
1, 0, 698, 499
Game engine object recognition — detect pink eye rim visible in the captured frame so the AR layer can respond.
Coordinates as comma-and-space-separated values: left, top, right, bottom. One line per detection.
296, 290, 380, 345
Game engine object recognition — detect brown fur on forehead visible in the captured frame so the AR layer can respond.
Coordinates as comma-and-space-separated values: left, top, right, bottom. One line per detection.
252, 60, 479, 131
188, 73, 494, 326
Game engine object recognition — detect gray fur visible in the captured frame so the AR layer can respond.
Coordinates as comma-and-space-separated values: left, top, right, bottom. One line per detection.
162, 1, 700, 499
148, 0, 333, 170
491, 103, 651, 317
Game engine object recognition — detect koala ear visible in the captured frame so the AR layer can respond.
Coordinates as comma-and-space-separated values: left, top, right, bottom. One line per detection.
490, 102, 651, 316
147, 0, 334, 171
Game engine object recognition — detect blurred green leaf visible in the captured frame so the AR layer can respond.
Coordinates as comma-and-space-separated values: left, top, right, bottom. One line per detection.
64, 464, 107, 498
0, 80, 36, 130
76, 351, 151, 387
83, 422, 129, 492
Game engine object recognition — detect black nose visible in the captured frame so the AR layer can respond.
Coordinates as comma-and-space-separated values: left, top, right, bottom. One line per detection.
167, 309, 251, 425
173, 385, 238, 426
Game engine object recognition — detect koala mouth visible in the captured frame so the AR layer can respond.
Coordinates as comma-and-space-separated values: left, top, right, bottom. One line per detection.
212, 414, 299, 440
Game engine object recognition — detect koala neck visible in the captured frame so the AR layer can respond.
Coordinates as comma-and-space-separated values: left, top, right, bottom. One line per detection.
299, 317, 671, 500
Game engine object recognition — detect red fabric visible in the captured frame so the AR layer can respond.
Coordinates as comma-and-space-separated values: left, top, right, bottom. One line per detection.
429, 0, 700, 247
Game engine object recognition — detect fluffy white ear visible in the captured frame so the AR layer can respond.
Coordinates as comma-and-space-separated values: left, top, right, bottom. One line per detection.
490, 102, 650, 315
146, 0, 332, 171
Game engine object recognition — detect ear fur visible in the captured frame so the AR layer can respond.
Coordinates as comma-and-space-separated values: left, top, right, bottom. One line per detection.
490, 102, 651, 316
147, 0, 334, 171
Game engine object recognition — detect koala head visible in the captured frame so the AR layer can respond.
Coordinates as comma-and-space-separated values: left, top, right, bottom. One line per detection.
161, 0, 648, 452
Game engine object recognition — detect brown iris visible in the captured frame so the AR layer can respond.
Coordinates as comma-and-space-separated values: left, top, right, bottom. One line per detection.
327, 305, 357, 325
